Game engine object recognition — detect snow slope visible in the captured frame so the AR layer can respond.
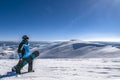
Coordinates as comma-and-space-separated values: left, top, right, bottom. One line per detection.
0, 40, 120, 58
0, 58, 120, 80
39, 40, 120, 58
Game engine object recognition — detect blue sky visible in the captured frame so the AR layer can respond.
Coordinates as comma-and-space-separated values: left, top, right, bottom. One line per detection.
0, 0, 120, 41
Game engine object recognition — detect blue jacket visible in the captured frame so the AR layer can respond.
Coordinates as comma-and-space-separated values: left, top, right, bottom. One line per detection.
17, 40, 30, 58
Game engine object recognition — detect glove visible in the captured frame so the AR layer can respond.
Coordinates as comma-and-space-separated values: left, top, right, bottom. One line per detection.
18, 53, 22, 59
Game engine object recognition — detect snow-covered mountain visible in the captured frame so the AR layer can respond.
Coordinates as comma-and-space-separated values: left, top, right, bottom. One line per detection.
0, 40, 120, 59
39, 40, 120, 58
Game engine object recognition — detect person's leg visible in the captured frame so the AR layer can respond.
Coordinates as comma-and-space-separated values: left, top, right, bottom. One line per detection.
15, 60, 24, 74
28, 60, 33, 72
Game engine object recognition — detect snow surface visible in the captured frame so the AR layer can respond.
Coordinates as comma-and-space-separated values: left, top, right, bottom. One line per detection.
0, 58, 120, 80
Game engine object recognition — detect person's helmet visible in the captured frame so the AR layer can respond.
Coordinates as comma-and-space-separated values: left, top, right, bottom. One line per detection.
22, 35, 29, 40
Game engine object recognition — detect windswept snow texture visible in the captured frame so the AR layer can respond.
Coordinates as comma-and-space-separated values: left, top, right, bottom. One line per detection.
0, 59, 120, 80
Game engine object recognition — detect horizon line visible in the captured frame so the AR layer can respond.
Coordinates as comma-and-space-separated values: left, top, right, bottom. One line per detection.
0, 39, 120, 42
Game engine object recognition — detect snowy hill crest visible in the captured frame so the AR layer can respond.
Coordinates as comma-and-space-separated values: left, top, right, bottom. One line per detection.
0, 40, 120, 59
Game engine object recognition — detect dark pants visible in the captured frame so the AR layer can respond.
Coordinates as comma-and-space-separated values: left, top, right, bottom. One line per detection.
16, 58, 33, 74
28, 60, 33, 71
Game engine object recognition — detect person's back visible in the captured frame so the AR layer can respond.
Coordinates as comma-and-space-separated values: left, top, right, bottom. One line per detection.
18, 39, 30, 59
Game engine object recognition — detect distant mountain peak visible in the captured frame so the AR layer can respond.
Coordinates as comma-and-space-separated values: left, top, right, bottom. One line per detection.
69, 39, 90, 44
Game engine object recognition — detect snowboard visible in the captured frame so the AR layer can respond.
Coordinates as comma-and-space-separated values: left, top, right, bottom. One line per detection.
12, 51, 40, 74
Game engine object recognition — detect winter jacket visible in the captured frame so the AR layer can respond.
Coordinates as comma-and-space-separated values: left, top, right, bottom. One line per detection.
17, 40, 30, 58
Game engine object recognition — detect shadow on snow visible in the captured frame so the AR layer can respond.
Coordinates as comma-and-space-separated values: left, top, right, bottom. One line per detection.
0, 71, 29, 79
0, 72, 16, 79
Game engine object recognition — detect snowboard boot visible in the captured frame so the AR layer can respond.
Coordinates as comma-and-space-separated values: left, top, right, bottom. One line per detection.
28, 70, 35, 72
16, 70, 21, 74
12, 67, 21, 74
12, 67, 16, 72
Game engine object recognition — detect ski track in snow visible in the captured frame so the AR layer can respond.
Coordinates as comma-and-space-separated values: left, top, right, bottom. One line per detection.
0, 58, 120, 80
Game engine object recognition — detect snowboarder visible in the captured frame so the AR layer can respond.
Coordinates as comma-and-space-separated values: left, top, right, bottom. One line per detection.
12, 35, 34, 74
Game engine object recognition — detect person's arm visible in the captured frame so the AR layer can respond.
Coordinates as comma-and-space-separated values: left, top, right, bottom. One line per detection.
17, 43, 24, 59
